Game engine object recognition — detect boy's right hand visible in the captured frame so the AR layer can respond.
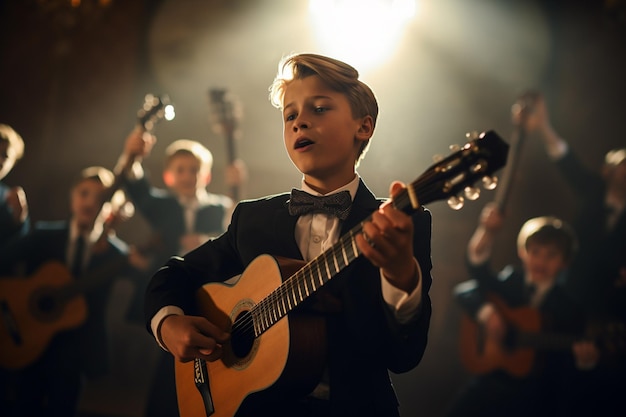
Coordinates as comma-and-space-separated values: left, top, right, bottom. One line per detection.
124, 126, 156, 160
159, 314, 230, 363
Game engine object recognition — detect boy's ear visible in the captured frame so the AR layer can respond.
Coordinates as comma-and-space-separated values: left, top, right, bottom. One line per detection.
203, 172, 212, 185
163, 171, 175, 187
356, 115, 374, 141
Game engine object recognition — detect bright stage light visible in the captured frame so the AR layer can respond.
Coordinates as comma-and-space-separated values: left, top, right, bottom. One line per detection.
308, 0, 418, 73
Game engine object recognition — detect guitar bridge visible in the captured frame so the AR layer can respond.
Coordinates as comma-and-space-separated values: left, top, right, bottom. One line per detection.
194, 358, 215, 416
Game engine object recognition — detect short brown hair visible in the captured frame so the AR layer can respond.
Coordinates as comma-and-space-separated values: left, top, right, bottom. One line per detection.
517, 216, 578, 262
164, 139, 213, 175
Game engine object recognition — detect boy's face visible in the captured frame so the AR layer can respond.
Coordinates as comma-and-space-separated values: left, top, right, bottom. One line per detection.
519, 242, 568, 285
71, 178, 106, 230
282, 75, 372, 192
164, 153, 207, 199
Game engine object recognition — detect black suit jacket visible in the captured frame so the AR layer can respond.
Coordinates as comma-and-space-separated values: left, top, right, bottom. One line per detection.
0, 181, 30, 249
144, 179, 433, 416
556, 150, 626, 321
123, 176, 229, 260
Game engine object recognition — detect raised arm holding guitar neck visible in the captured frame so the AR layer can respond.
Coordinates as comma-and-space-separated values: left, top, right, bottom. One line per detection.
447, 93, 606, 417
515, 91, 626, 417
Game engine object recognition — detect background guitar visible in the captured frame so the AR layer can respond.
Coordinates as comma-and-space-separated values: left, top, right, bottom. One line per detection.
0, 95, 172, 370
459, 293, 626, 377
208, 88, 243, 202
175, 130, 509, 417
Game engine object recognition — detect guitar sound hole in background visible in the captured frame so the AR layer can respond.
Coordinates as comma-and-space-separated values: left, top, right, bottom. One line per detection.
231, 310, 255, 358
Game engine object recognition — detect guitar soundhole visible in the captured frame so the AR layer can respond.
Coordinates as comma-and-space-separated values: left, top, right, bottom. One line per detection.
30, 288, 60, 322
230, 310, 255, 359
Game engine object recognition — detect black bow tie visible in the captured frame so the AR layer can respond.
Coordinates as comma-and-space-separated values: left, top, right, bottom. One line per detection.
288, 189, 352, 220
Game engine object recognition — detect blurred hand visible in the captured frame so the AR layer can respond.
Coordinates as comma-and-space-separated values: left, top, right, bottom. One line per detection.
225, 158, 247, 187
124, 126, 156, 160
5, 186, 28, 224
479, 202, 505, 234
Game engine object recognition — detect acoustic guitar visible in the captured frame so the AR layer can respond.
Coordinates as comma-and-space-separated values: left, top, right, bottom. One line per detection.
0, 255, 131, 370
459, 293, 626, 377
174, 130, 510, 417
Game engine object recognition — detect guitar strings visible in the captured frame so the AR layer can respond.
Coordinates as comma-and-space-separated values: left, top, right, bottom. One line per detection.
230, 185, 426, 339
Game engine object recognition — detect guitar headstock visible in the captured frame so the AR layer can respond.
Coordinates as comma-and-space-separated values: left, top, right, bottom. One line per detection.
400, 130, 509, 212
208, 88, 242, 140
137, 93, 175, 132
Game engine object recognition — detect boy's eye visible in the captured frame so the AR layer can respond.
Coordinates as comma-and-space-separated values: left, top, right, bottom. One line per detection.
285, 113, 296, 122
314, 106, 327, 113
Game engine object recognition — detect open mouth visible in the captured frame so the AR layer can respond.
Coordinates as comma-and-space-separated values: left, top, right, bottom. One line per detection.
294, 138, 314, 149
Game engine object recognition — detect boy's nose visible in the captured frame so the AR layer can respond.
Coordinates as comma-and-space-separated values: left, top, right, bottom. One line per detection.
293, 119, 309, 131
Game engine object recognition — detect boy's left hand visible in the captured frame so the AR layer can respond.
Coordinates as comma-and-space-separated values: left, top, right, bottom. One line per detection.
357, 181, 418, 294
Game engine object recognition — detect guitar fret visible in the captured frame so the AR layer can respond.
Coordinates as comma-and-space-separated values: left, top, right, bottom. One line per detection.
303, 269, 312, 296
296, 273, 303, 302
278, 295, 286, 317
315, 261, 324, 287
349, 230, 359, 258
322, 254, 332, 282
341, 240, 349, 266
254, 310, 262, 337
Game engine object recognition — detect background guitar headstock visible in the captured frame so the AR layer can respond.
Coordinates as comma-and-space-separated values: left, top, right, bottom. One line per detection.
208, 88, 243, 201
137, 93, 175, 132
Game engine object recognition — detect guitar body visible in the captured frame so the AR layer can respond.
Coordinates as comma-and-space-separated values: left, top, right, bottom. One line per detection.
459, 295, 540, 378
175, 254, 326, 417
0, 261, 88, 370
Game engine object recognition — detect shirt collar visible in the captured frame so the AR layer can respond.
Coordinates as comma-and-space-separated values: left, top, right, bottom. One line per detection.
69, 218, 102, 244
300, 174, 359, 201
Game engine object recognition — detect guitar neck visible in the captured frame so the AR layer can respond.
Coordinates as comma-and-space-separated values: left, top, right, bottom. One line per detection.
493, 126, 525, 210
250, 189, 420, 337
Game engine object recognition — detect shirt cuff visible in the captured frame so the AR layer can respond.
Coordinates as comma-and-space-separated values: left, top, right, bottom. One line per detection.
381, 259, 423, 323
150, 306, 184, 351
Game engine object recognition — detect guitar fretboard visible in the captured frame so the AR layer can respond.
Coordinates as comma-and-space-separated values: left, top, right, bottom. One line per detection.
251, 226, 364, 337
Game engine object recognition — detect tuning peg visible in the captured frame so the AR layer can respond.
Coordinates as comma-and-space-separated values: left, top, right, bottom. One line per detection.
449, 144, 461, 152
447, 195, 465, 210
464, 186, 480, 201
482, 176, 498, 190
163, 104, 175, 121
465, 131, 480, 140
432, 154, 444, 163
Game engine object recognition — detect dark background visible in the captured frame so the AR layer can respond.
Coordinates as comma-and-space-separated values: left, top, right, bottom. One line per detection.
1, 1, 625, 416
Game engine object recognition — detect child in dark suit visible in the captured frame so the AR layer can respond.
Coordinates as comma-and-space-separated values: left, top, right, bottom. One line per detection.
448, 202, 599, 417
0, 123, 29, 248
0, 166, 133, 417
144, 53, 433, 417
117, 129, 245, 416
